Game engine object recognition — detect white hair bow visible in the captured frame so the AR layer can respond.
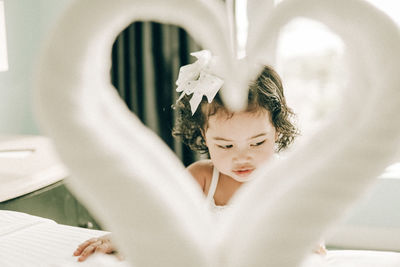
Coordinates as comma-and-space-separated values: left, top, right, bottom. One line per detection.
176, 50, 224, 115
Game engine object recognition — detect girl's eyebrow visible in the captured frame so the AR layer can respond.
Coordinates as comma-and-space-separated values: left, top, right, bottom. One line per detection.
212, 133, 268, 142
248, 133, 268, 140
213, 137, 233, 142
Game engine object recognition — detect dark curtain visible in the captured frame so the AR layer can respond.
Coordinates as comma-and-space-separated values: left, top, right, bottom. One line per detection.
110, 22, 201, 167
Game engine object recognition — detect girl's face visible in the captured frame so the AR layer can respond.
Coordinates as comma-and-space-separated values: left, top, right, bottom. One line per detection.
204, 110, 277, 183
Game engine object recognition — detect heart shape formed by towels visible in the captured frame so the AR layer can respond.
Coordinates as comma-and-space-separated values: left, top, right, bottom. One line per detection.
34, 0, 400, 266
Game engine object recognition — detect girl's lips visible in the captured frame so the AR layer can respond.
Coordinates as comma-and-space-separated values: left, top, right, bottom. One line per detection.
233, 168, 254, 177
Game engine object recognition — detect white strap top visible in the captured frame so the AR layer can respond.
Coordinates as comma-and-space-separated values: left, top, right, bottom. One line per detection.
206, 167, 227, 214
206, 167, 219, 203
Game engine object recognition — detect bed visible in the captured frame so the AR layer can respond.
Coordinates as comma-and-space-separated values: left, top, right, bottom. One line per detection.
0, 210, 112, 267
0, 210, 400, 267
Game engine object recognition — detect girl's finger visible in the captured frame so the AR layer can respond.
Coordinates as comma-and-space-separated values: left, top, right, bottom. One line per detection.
95, 243, 112, 253
73, 238, 98, 256
78, 241, 102, 261
313, 244, 327, 255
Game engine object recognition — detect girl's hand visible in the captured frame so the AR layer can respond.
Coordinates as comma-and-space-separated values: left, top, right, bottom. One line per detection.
313, 243, 327, 255
73, 234, 119, 262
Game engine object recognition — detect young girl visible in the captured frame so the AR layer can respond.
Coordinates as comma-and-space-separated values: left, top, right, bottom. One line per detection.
74, 50, 325, 261
172, 50, 298, 214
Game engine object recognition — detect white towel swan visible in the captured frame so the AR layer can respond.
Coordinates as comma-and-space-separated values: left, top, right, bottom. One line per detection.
34, 0, 400, 266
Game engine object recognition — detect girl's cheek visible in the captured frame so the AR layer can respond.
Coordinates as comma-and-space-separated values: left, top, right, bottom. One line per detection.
213, 149, 231, 164
213, 149, 226, 158
256, 146, 274, 162
209, 147, 223, 159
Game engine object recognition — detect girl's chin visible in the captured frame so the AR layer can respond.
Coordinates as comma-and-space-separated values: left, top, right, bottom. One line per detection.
232, 177, 250, 183
230, 170, 255, 182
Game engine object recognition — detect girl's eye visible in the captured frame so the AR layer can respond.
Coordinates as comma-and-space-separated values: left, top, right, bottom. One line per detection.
217, 144, 233, 149
251, 140, 266, 147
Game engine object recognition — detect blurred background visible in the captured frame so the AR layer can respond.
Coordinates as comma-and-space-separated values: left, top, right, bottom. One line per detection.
1, 0, 399, 162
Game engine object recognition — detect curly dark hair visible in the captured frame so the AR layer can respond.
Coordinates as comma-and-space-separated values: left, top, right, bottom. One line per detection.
173, 65, 299, 154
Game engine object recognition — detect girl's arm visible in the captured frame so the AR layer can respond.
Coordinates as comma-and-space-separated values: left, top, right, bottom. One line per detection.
73, 160, 212, 262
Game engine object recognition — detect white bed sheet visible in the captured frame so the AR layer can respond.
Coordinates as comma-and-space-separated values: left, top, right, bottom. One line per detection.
1, 210, 400, 267
0, 210, 114, 267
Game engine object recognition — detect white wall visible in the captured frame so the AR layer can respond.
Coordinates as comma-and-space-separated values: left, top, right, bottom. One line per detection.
0, 0, 71, 134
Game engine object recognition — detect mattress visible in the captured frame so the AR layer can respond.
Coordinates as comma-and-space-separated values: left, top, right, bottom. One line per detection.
1, 210, 400, 267
0, 210, 114, 267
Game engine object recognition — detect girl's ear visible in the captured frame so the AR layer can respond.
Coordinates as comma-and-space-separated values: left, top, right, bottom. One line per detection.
274, 130, 279, 142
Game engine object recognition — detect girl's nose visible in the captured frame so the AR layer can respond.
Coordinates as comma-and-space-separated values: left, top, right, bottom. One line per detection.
233, 148, 251, 164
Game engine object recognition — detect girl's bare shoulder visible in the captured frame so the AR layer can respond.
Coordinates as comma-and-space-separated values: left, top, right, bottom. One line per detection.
187, 160, 213, 192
